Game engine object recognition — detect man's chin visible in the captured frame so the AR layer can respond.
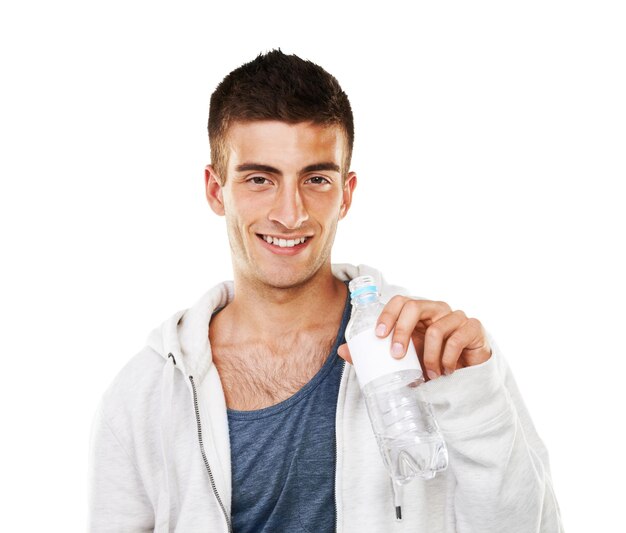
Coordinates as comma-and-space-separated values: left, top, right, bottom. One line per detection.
252, 264, 322, 290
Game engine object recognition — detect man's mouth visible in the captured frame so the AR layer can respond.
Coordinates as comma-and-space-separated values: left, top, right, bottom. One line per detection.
256, 234, 311, 249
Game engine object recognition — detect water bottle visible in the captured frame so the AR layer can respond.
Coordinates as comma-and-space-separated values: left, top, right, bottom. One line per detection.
345, 275, 448, 520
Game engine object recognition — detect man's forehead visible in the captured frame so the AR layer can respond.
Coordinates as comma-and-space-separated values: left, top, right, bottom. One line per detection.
225, 120, 346, 166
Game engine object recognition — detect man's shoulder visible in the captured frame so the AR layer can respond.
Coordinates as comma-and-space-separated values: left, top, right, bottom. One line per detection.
98, 346, 165, 428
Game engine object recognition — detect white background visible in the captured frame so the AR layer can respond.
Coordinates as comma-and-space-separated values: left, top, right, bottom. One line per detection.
1, 1, 624, 531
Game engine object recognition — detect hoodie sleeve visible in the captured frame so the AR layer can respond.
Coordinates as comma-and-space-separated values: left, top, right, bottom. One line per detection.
88, 402, 154, 532
420, 330, 565, 533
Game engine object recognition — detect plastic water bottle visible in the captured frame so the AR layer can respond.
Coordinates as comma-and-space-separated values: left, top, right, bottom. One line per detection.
345, 275, 448, 520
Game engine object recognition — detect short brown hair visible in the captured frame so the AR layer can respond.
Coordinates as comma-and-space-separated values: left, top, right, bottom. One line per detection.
208, 49, 354, 184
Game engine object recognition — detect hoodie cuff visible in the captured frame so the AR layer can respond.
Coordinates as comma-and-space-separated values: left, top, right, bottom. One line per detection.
419, 351, 512, 436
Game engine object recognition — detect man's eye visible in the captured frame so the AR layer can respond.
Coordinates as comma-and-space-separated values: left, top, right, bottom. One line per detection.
307, 176, 330, 184
249, 176, 269, 185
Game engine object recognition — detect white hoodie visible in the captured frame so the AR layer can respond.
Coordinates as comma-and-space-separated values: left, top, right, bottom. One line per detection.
88, 263, 564, 532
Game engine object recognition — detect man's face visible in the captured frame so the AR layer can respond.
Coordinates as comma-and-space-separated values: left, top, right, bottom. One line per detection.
205, 120, 356, 290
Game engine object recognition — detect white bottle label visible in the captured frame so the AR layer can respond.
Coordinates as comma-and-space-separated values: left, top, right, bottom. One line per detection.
347, 328, 422, 389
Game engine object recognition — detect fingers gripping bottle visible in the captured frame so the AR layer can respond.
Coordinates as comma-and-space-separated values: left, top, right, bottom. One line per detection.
345, 276, 448, 521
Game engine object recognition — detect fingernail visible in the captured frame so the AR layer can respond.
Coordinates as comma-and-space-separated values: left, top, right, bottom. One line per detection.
427, 370, 439, 380
391, 342, 404, 358
376, 323, 387, 336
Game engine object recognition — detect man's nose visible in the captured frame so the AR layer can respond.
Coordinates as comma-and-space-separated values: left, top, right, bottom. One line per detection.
268, 184, 309, 229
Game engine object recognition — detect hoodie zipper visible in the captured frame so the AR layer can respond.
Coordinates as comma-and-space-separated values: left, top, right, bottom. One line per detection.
333, 359, 400, 526
334, 359, 346, 533
189, 375, 233, 533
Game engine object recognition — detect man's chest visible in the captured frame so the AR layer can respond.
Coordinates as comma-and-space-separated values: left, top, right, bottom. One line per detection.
212, 335, 337, 410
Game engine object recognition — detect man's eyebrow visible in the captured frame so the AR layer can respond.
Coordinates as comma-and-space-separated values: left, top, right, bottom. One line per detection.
234, 162, 341, 175
235, 163, 280, 174
302, 162, 341, 174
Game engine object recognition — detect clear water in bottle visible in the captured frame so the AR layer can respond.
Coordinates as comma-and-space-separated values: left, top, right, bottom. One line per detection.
345, 276, 448, 489
363, 370, 448, 483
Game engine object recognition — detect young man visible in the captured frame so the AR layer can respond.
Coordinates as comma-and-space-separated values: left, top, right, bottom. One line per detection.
88, 50, 564, 532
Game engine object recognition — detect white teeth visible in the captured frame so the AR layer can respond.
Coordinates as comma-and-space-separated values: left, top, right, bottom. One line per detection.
261, 235, 308, 247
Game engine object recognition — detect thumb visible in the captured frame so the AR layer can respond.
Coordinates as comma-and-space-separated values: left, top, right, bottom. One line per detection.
337, 343, 353, 365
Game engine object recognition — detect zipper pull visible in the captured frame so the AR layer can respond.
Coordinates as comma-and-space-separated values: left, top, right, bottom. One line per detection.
391, 480, 403, 522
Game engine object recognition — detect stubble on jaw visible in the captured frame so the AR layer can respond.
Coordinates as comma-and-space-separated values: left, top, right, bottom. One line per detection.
227, 215, 341, 297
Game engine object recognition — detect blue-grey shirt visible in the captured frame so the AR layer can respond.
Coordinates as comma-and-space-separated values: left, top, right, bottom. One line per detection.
226, 283, 351, 533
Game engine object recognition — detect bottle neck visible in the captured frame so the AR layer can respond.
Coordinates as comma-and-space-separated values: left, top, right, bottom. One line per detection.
351, 293, 380, 308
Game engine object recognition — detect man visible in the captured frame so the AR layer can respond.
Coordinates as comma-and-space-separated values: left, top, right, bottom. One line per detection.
88, 50, 564, 532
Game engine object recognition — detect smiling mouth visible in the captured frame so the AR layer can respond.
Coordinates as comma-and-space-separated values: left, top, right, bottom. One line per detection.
256, 234, 311, 249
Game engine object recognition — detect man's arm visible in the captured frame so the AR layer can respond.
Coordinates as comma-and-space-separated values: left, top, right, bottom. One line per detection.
88, 403, 154, 532
338, 296, 564, 531
422, 331, 564, 532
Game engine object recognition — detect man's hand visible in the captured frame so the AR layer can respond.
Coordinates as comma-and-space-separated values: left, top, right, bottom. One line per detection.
337, 296, 492, 380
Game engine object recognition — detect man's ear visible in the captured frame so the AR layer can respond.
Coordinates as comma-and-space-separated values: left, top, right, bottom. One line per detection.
339, 171, 357, 219
205, 165, 225, 216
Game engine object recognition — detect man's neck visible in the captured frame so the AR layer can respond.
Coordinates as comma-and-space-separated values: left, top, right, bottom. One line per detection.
213, 264, 348, 345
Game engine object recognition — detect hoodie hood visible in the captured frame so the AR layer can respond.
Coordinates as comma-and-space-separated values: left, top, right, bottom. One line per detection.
146, 280, 234, 381
145, 263, 408, 384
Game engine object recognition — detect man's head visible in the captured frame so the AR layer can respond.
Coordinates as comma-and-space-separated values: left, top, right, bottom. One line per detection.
207, 49, 354, 185
204, 51, 357, 291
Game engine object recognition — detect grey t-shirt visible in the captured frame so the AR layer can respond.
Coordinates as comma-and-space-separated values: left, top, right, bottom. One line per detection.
227, 283, 351, 532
